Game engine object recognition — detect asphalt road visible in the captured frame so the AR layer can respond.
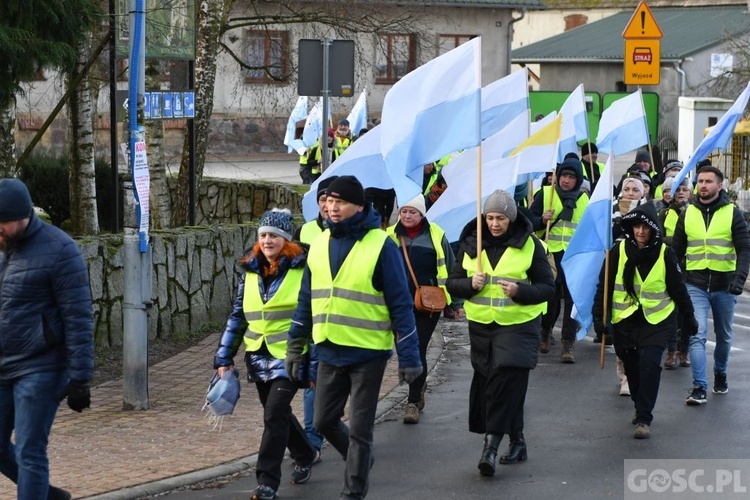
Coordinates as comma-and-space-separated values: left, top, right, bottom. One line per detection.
158, 293, 750, 499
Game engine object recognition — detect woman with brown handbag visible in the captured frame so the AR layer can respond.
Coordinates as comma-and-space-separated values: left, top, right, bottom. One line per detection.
446, 189, 555, 478
387, 195, 462, 425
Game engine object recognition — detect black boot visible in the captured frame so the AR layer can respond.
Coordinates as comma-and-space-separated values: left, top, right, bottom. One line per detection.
498, 431, 527, 464
477, 433, 503, 477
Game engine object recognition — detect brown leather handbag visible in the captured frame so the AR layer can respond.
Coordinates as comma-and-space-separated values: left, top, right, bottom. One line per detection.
400, 235, 447, 314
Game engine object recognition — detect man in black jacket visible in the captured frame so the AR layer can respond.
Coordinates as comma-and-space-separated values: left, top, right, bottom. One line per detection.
0, 179, 93, 500
671, 166, 750, 405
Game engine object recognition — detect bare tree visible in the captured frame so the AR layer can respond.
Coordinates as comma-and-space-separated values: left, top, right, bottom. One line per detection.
170, 0, 433, 225
67, 30, 100, 235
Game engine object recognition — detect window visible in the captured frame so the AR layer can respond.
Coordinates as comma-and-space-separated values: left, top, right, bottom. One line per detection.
438, 35, 476, 55
244, 30, 289, 83
375, 34, 416, 84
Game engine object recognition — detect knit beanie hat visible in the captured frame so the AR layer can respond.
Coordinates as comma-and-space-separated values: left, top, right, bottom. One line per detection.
621, 177, 644, 196
581, 143, 598, 156
258, 208, 293, 241
635, 149, 651, 164
0, 178, 33, 222
326, 175, 366, 206
402, 195, 426, 216
483, 189, 517, 222
317, 176, 338, 198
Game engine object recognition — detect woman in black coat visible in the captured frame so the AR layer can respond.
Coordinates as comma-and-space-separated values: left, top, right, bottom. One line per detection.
593, 203, 697, 440
446, 190, 555, 477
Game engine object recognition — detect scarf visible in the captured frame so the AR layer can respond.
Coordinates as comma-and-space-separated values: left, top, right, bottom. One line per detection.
555, 185, 582, 221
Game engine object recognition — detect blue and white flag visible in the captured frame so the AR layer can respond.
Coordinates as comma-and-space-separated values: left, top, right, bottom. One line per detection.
671, 81, 750, 196
302, 99, 324, 147
427, 156, 519, 242
595, 90, 649, 156
481, 68, 529, 139
302, 126, 393, 221
284, 96, 308, 154
347, 91, 368, 137
558, 84, 589, 162
381, 37, 482, 204
561, 155, 614, 340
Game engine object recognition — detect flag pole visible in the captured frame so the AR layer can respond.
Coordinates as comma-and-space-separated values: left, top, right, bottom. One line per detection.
476, 146, 483, 273
544, 172, 557, 242
527, 180, 534, 206
601, 247, 611, 369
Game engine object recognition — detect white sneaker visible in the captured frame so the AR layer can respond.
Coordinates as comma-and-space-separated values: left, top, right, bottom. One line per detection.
619, 380, 630, 396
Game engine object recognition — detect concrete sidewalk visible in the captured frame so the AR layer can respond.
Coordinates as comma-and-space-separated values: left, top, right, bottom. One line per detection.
0, 326, 445, 499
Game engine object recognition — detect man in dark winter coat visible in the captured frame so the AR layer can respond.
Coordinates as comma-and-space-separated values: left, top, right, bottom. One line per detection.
286, 175, 421, 499
671, 166, 750, 405
0, 178, 93, 500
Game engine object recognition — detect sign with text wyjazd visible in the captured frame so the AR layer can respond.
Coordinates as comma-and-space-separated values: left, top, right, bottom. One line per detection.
622, 2, 663, 86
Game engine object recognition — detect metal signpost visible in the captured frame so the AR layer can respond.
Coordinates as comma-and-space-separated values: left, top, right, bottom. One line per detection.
298, 39, 355, 171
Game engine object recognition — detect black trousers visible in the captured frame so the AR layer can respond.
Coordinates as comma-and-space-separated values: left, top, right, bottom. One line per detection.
314, 358, 387, 499
255, 378, 316, 489
408, 310, 441, 404
469, 366, 529, 436
541, 267, 577, 342
616, 345, 664, 425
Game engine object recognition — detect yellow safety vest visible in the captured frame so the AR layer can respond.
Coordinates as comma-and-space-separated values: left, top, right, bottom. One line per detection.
664, 209, 678, 238
308, 229, 394, 350
581, 161, 605, 181
611, 241, 675, 325
242, 270, 304, 359
537, 186, 589, 252
684, 204, 736, 272
299, 220, 324, 245
386, 222, 453, 305
461, 236, 546, 325
334, 136, 352, 158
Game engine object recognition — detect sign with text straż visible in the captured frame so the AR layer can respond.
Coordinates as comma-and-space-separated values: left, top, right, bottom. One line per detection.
623, 2, 662, 85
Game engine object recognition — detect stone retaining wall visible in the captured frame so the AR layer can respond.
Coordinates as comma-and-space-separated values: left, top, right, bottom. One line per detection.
83, 179, 305, 347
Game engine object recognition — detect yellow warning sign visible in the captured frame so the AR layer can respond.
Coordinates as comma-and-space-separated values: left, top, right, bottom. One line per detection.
624, 39, 660, 85
622, 2, 663, 39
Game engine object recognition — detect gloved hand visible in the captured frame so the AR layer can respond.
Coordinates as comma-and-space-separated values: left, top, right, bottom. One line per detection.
728, 276, 745, 296
398, 365, 423, 386
61, 380, 91, 413
683, 316, 699, 337
285, 337, 306, 382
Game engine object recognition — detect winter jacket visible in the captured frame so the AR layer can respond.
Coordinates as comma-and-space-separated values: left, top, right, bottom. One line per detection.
288, 205, 420, 369
0, 213, 94, 381
445, 213, 555, 371
671, 191, 750, 292
390, 220, 463, 310
593, 203, 694, 349
214, 243, 309, 383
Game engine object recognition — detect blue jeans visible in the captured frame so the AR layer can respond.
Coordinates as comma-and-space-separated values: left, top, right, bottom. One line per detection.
0, 370, 67, 499
687, 285, 736, 390
303, 387, 323, 451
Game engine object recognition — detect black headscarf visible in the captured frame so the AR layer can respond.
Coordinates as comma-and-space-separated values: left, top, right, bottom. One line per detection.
620, 202, 663, 305
555, 158, 584, 221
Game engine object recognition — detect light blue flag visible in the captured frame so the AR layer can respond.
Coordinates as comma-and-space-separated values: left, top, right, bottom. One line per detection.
670, 81, 750, 196
284, 96, 308, 154
302, 99, 324, 147
481, 68, 529, 139
561, 155, 614, 340
427, 156, 519, 242
558, 84, 589, 162
346, 91, 368, 137
301, 126, 394, 221
595, 89, 648, 157
381, 37, 482, 205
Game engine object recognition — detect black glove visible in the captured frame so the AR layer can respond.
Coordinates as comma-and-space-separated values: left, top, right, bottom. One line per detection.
285, 337, 306, 382
682, 316, 699, 338
61, 380, 91, 413
728, 277, 745, 296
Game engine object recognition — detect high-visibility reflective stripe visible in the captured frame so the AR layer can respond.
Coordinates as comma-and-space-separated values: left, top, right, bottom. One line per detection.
311, 289, 329, 299
686, 253, 736, 261
640, 291, 669, 300
437, 277, 447, 286
312, 313, 392, 331
311, 287, 386, 305
612, 302, 630, 311
644, 299, 672, 315
687, 239, 733, 248
244, 330, 287, 341
244, 310, 295, 321
436, 257, 445, 267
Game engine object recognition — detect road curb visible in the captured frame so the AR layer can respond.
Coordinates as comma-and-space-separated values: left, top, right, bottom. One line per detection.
83, 323, 448, 499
